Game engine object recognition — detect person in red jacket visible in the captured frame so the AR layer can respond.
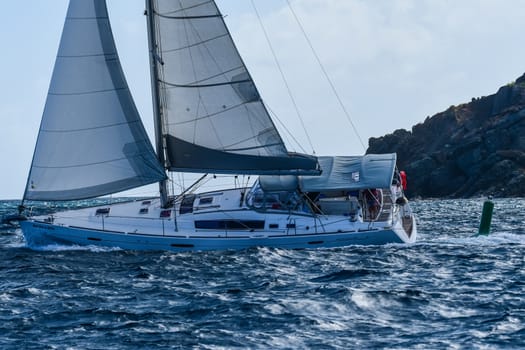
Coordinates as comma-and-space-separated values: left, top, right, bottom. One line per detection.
400, 170, 407, 191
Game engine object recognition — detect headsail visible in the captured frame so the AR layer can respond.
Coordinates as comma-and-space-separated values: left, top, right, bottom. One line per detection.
148, 0, 319, 175
24, 0, 166, 201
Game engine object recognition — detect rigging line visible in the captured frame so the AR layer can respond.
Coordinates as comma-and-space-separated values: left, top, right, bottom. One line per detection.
265, 103, 307, 154
250, 0, 316, 155
173, 174, 208, 199
285, 0, 366, 151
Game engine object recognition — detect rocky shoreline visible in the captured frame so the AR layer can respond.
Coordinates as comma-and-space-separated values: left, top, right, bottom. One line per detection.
367, 73, 525, 198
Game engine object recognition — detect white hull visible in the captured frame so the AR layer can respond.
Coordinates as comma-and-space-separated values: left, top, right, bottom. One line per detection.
20, 188, 416, 251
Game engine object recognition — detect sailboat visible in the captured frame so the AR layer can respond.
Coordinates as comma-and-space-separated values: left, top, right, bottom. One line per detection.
18, 0, 417, 251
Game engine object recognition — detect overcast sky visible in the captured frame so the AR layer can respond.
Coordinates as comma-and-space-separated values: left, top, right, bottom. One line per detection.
1, 0, 525, 199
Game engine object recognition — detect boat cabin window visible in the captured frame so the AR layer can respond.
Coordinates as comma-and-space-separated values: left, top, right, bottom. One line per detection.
195, 220, 265, 230
179, 194, 196, 215
198, 197, 213, 205
95, 208, 110, 216
160, 210, 171, 218
245, 181, 301, 211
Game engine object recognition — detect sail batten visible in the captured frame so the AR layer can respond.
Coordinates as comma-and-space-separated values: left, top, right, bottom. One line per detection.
149, 0, 319, 175
156, 14, 222, 20
161, 78, 250, 88
48, 88, 127, 96
24, 0, 166, 202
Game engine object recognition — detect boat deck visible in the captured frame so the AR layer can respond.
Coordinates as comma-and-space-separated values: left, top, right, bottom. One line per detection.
31, 194, 397, 239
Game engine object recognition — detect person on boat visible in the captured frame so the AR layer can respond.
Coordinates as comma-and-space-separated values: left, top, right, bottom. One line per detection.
365, 189, 381, 220
391, 178, 401, 200
400, 170, 407, 191
346, 191, 361, 221
347, 190, 359, 198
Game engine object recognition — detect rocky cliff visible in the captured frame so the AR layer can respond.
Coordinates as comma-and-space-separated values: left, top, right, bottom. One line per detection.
367, 73, 525, 198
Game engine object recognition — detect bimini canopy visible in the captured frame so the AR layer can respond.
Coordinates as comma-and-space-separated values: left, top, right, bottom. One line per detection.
259, 154, 397, 192
300, 154, 397, 191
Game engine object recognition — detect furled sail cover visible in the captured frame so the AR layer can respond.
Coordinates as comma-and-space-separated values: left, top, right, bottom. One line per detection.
149, 0, 319, 174
24, 0, 166, 201
299, 154, 397, 192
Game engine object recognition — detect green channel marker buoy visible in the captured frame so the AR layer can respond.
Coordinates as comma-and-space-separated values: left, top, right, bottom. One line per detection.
478, 200, 494, 235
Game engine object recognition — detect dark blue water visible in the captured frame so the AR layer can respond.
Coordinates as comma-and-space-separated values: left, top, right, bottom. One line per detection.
1, 199, 524, 349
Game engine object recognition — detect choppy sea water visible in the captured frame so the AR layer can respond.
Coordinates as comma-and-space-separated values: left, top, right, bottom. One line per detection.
1, 198, 524, 349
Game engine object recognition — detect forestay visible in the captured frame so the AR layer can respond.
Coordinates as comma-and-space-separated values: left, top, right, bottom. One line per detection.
24, 0, 166, 201
148, 0, 318, 174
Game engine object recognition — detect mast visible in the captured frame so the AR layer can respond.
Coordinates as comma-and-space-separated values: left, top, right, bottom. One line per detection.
144, 0, 319, 176
145, 0, 169, 207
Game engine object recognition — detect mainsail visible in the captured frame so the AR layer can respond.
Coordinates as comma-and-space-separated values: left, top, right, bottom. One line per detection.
148, 0, 319, 174
24, 0, 166, 201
